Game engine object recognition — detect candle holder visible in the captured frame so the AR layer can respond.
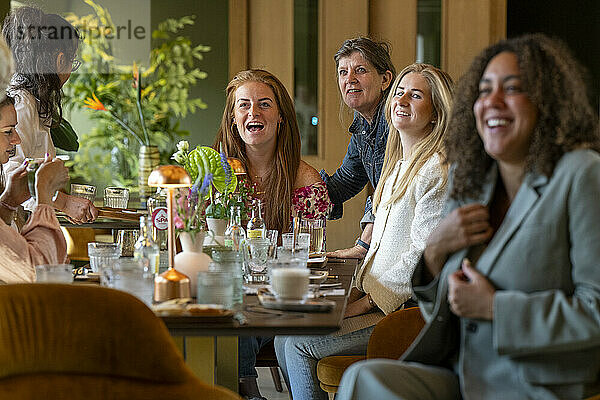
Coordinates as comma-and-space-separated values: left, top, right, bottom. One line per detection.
148, 165, 192, 302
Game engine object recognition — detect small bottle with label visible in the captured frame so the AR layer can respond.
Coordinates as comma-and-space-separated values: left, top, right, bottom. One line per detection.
133, 215, 160, 275
246, 199, 265, 239
147, 188, 168, 273
224, 205, 246, 251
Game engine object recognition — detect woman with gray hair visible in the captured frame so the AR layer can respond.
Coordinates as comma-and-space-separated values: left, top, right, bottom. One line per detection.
321, 37, 395, 259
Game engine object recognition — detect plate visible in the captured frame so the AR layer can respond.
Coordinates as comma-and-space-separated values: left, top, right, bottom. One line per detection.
257, 289, 335, 312
308, 270, 329, 284
307, 256, 326, 264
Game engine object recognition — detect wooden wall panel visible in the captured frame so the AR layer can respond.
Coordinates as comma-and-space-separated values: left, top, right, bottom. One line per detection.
370, 0, 418, 73
314, 0, 370, 250
228, 0, 248, 78
441, 0, 506, 80
248, 0, 294, 94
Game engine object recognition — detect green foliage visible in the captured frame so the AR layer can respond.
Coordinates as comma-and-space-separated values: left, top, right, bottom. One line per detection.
50, 118, 79, 151
62, 0, 210, 189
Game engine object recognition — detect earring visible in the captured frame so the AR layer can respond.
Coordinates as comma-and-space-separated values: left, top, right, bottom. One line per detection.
431, 120, 436, 124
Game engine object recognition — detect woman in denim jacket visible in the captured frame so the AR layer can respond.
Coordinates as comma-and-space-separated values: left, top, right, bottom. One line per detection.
320, 37, 395, 259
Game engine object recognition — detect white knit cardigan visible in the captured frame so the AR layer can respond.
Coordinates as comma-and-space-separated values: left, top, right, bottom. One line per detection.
337, 153, 447, 335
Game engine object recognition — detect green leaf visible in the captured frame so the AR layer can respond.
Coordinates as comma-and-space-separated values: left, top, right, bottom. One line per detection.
50, 118, 79, 151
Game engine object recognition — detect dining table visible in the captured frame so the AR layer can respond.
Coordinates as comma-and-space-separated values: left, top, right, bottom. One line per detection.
158, 258, 357, 392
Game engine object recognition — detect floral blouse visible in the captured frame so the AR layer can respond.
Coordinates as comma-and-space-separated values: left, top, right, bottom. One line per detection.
292, 181, 333, 220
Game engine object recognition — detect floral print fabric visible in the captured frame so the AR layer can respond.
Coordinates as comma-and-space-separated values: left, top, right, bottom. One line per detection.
292, 181, 333, 220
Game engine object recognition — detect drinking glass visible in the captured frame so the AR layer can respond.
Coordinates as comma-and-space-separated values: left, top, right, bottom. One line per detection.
244, 238, 273, 283
266, 230, 278, 257
211, 249, 244, 307
295, 217, 326, 253
104, 187, 129, 208
281, 232, 310, 262
116, 229, 139, 257
35, 264, 74, 283
70, 184, 96, 202
197, 269, 234, 308
88, 242, 121, 274
112, 258, 154, 306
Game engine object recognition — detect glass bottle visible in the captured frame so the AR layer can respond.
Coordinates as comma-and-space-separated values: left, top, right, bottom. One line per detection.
247, 199, 266, 239
133, 215, 160, 275
147, 187, 168, 273
224, 205, 246, 251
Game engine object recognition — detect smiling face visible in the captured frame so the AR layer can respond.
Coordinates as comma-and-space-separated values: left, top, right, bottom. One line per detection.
337, 51, 391, 122
474, 51, 538, 166
0, 103, 19, 164
390, 72, 434, 139
233, 81, 282, 151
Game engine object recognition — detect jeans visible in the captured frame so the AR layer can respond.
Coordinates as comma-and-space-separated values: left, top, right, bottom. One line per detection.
239, 336, 273, 378
274, 326, 374, 400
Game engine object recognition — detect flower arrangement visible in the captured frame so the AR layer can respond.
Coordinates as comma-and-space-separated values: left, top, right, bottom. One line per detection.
83, 63, 150, 146
171, 141, 255, 219
174, 173, 212, 234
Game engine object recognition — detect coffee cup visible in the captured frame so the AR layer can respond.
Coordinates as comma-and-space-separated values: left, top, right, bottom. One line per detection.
270, 266, 309, 300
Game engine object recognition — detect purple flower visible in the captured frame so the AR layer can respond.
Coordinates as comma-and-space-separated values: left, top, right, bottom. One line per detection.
220, 151, 232, 189
199, 173, 213, 196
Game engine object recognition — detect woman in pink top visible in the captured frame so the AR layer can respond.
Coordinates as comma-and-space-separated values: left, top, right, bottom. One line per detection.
0, 95, 69, 283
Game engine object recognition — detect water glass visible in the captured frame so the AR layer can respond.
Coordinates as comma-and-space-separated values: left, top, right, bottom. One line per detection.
197, 269, 234, 308
88, 242, 121, 274
281, 232, 310, 262
211, 249, 244, 307
295, 217, 326, 253
116, 229, 139, 257
111, 258, 154, 306
35, 264, 73, 283
70, 183, 96, 202
245, 238, 273, 283
104, 187, 129, 208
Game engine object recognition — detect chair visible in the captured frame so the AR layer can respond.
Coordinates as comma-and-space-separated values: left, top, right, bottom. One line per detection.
0, 283, 240, 400
316, 306, 425, 394
255, 341, 284, 392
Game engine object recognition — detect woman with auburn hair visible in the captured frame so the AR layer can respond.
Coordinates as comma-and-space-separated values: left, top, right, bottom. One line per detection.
275, 63, 454, 400
214, 69, 331, 234
214, 69, 332, 399
337, 34, 600, 400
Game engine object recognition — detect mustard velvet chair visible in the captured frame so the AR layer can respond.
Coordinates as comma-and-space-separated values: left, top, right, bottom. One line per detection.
317, 306, 425, 394
0, 284, 240, 400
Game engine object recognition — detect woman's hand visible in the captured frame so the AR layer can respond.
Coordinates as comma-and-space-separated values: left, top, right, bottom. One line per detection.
0, 161, 30, 206
423, 204, 493, 277
344, 293, 373, 318
61, 194, 98, 224
327, 245, 367, 259
35, 156, 69, 206
447, 259, 495, 320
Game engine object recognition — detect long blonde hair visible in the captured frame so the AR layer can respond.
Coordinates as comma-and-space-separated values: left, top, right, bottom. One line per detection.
372, 63, 454, 212
213, 69, 300, 233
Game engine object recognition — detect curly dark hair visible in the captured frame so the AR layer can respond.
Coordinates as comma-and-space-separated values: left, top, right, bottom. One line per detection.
2, 6, 79, 125
445, 33, 599, 201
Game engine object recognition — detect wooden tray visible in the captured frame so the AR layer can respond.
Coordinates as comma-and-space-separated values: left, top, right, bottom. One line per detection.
97, 207, 144, 222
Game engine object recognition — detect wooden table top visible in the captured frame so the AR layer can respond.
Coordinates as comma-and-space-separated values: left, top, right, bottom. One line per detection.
162, 259, 359, 337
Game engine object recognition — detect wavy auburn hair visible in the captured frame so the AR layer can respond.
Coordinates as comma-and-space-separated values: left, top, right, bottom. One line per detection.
213, 69, 300, 233
445, 33, 599, 201
373, 63, 454, 211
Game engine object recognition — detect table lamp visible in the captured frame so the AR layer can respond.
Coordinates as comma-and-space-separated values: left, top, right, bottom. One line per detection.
148, 165, 192, 302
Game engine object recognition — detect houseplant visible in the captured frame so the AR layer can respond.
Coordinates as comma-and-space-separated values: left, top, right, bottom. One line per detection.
171, 141, 240, 237
63, 0, 210, 198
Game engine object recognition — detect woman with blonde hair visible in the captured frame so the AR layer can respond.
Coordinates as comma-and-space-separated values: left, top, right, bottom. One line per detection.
275, 63, 454, 400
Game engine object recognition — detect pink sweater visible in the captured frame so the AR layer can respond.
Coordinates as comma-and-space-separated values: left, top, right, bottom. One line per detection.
0, 204, 68, 283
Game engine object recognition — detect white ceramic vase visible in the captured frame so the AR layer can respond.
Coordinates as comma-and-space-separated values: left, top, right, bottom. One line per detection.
206, 217, 228, 236
174, 231, 212, 295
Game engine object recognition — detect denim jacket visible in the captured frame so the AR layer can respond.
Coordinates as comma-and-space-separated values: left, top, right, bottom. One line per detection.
320, 100, 389, 224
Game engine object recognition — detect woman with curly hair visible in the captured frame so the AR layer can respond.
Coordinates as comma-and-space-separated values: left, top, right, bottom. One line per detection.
337, 33, 600, 400
2, 6, 97, 224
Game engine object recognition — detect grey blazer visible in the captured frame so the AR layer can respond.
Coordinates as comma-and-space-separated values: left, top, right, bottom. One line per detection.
403, 149, 600, 400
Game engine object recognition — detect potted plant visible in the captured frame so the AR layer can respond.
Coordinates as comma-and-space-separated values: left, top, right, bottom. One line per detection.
63, 1, 210, 198
171, 141, 237, 239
